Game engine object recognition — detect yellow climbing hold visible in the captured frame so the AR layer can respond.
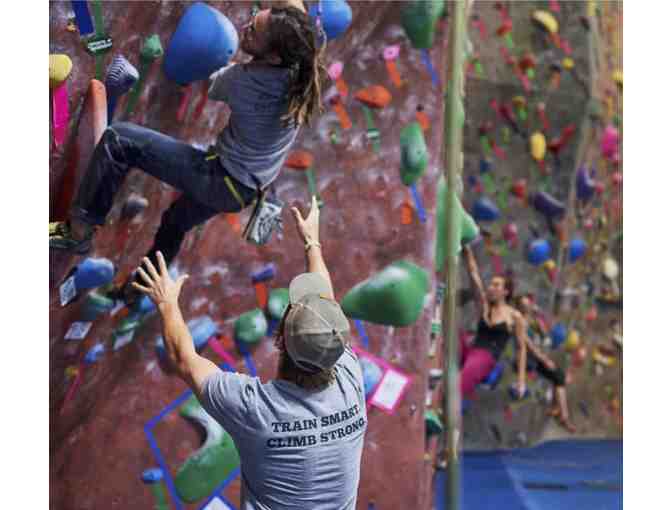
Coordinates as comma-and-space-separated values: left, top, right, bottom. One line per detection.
532, 10, 559, 34
50, 54, 73, 89
530, 131, 546, 161
602, 257, 619, 279
613, 70, 623, 87
562, 57, 574, 70
65, 365, 80, 379
565, 330, 580, 352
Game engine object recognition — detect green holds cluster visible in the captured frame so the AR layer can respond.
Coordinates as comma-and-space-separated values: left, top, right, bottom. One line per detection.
267, 288, 290, 321
341, 260, 429, 327
435, 176, 479, 272
175, 396, 240, 503
401, 0, 445, 49
425, 409, 443, 437
234, 308, 268, 344
400, 122, 428, 186
141, 34, 164, 62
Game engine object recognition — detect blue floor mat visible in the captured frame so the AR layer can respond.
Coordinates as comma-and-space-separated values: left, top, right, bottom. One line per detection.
433, 439, 622, 510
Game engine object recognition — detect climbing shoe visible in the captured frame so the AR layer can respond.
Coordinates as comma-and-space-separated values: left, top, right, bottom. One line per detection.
49, 221, 93, 255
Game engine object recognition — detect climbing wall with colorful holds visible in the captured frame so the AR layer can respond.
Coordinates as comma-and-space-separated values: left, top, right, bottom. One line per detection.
49, 2, 454, 509
425, 0, 622, 455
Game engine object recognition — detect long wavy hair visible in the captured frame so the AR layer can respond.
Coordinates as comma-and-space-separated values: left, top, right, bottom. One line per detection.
267, 5, 328, 127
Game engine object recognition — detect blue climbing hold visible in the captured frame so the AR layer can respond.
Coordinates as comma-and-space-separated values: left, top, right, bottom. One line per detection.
155, 316, 216, 358
568, 238, 587, 263
480, 362, 504, 390
527, 239, 551, 266
74, 258, 115, 291
309, 0, 352, 41
359, 357, 383, 398
134, 295, 157, 316
550, 323, 568, 349
163, 2, 238, 85
472, 197, 501, 222
479, 158, 493, 174
141, 467, 164, 484
84, 343, 105, 364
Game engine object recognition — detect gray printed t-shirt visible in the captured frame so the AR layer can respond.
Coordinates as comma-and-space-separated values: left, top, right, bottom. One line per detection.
199, 346, 367, 510
208, 62, 299, 190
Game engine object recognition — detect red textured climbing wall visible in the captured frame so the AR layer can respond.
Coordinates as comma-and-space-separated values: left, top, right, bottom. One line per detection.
50, 2, 449, 509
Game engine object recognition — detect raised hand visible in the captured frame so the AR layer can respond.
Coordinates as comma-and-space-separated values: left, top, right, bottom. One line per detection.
291, 195, 320, 245
131, 251, 189, 308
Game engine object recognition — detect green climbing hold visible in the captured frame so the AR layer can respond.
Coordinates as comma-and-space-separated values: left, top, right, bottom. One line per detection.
435, 176, 479, 272
401, 0, 444, 49
141, 34, 164, 62
267, 288, 290, 321
175, 396, 240, 503
234, 308, 268, 344
425, 409, 443, 437
341, 260, 429, 327
400, 122, 428, 186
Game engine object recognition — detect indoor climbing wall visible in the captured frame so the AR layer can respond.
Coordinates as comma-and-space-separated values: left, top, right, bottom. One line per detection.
425, 0, 622, 457
49, 2, 452, 509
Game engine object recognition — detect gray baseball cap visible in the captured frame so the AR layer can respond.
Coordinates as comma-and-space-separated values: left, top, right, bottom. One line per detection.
284, 273, 350, 373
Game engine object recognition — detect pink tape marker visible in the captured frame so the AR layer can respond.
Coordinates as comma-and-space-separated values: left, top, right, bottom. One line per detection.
383, 45, 403, 89
208, 336, 237, 367
177, 84, 193, 122
550, 0, 560, 12
52, 82, 70, 147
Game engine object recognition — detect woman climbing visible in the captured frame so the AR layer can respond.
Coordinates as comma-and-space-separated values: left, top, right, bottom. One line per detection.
50, 1, 327, 305
514, 294, 577, 433
460, 245, 528, 400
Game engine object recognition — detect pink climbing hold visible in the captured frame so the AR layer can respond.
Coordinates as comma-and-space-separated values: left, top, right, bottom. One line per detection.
601, 124, 619, 159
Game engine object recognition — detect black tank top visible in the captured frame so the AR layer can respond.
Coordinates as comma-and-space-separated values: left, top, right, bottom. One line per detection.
472, 317, 511, 360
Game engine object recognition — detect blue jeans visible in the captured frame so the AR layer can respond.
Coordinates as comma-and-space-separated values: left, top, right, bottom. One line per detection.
71, 122, 257, 270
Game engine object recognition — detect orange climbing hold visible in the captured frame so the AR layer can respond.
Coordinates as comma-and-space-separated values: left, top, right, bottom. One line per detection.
401, 200, 413, 225
330, 96, 352, 130
415, 106, 430, 132
285, 150, 314, 170
355, 85, 392, 109
225, 213, 241, 234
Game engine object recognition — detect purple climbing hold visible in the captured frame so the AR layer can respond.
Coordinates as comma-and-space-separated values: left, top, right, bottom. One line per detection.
532, 191, 566, 219
550, 323, 568, 349
472, 197, 501, 222
576, 165, 596, 202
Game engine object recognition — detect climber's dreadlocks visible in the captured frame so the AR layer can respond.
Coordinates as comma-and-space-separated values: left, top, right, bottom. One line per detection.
268, 6, 327, 127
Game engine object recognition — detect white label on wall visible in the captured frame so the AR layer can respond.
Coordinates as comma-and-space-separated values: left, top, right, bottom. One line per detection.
60, 275, 77, 307
202, 497, 233, 510
64, 321, 92, 341
371, 369, 410, 412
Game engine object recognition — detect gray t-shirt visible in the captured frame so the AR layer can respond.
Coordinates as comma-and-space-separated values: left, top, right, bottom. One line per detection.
208, 62, 299, 190
199, 346, 367, 510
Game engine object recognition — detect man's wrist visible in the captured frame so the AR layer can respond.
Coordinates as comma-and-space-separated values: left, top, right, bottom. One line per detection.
158, 300, 180, 315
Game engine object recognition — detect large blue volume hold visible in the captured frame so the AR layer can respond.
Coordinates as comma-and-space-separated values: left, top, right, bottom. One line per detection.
309, 0, 352, 41
73, 258, 115, 291
163, 2, 238, 85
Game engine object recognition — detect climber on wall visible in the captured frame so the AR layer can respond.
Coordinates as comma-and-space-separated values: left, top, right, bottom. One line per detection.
49, 0, 327, 306
131, 196, 367, 510
514, 294, 577, 433
460, 245, 528, 400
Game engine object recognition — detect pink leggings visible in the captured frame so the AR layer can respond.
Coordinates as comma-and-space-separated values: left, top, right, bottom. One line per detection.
460, 332, 497, 397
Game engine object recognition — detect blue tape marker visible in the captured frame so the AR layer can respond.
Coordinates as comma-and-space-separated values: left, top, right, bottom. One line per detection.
196, 468, 241, 510
267, 317, 279, 337
244, 354, 257, 377
420, 49, 440, 88
354, 320, 369, 349
145, 389, 193, 430
410, 184, 427, 223
144, 426, 184, 510
71, 1, 95, 36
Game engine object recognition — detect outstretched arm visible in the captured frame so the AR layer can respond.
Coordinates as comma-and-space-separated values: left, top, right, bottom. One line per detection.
132, 253, 219, 395
291, 196, 334, 299
462, 245, 487, 318
513, 311, 528, 396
